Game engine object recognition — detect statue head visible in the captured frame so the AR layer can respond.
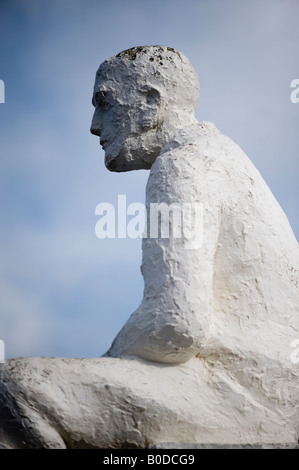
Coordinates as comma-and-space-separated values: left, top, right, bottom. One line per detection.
90, 45, 199, 172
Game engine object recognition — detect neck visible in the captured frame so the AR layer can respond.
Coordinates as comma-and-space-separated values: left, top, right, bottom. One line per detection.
163, 113, 198, 139
159, 117, 199, 155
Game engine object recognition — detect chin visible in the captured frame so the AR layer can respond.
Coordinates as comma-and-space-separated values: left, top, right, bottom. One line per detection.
105, 147, 152, 172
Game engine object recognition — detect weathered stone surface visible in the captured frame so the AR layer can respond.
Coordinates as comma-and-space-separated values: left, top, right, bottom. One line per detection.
0, 45, 298, 448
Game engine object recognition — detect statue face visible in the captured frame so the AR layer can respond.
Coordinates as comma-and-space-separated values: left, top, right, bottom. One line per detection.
91, 71, 164, 172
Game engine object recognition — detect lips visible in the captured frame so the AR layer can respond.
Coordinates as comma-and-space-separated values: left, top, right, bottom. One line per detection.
100, 134, 117, 150
100, 139, 108, 149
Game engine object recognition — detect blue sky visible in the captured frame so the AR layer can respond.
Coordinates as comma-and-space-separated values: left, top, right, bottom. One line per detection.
0, 0, 298, 358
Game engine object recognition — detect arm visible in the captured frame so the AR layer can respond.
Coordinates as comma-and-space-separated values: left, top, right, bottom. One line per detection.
106, 140, 222, 363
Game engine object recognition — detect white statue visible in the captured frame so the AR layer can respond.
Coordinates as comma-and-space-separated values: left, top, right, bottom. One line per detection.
91, 46, 299, 368
0, 46, 298, 449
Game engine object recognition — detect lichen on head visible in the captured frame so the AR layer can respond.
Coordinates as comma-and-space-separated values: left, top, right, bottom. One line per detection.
116, 46, 148, 60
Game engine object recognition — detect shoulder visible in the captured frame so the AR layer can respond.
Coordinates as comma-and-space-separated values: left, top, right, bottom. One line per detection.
159, 121, 246, 161
155, 121, 250, 176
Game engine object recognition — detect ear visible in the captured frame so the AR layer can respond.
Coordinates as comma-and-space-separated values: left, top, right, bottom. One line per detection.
145, 87, 161, 106
140, 86, 163, 131
140, 85, 162, 107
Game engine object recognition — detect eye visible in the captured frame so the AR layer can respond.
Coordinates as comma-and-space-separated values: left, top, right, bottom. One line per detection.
96, 90, 106, 101
93, 90, 110, 108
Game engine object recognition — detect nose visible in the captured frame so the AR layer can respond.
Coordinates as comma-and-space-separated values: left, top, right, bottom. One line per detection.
90, 107, 102, 136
